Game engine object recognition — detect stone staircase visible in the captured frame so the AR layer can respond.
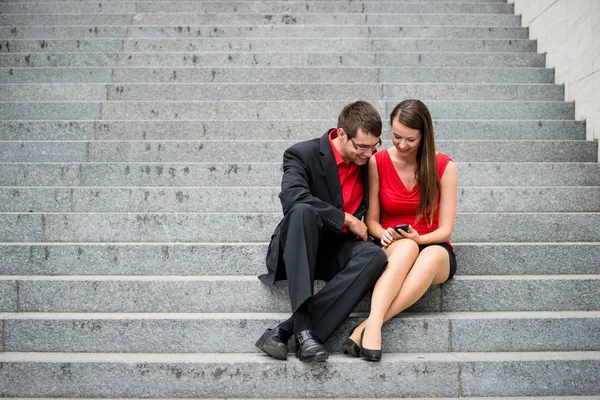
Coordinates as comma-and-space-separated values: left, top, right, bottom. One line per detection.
1, 0, 599, 397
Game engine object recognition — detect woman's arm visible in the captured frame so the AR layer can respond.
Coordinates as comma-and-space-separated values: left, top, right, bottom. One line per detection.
407, 160, 458, 245
365, 156, 386, 240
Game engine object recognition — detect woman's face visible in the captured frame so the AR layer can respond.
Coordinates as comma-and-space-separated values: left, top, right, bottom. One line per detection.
391, 119, 422, 158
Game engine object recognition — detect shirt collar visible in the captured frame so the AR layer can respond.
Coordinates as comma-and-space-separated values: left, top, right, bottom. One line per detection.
328, 128, 348, 166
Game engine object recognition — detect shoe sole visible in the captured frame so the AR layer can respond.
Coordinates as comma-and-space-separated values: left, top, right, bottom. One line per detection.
296, 351, 329, 362
255, 340, 288, 360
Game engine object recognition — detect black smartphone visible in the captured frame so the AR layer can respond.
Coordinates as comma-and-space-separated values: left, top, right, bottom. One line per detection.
394, 224, 410, 233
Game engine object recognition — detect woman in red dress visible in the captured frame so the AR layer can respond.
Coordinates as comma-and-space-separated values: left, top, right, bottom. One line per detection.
343, 99, 458, 361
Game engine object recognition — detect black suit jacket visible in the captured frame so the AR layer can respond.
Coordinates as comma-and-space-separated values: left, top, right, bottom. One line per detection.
259, 130, 371, 285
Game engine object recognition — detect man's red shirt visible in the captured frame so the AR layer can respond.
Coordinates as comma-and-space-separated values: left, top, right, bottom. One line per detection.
328, 129, 364, 232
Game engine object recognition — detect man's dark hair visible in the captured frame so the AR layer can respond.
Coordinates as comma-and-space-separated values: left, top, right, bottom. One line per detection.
337, 101, 382, 138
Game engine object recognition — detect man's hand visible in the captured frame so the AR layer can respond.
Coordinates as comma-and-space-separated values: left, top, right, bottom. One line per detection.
344, 213, 368, 241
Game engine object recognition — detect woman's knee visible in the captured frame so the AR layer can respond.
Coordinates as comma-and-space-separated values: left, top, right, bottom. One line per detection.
385, 239, 419, 261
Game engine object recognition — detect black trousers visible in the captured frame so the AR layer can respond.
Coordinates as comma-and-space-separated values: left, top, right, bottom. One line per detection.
278, 203, 388, 343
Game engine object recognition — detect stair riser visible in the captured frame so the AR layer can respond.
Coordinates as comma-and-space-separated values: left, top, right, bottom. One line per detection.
0, 187, 598, 213
0, 52, 547, 68
0, 120, 585, 141
1, 163, 598, 187
0, 67, 554, 84
2, 276, 599, 313
0, 83, 565, 102
0, 355, 598, 398
0, 26, 531, 40
0, 213, 598, 243
0, 2, 515, 14
0, 101, 574, 120
2, 244, 599, 276
0, 14, 522, 27
1, 140, 593, 163
4, 315, 600, 353
0, 38, 537, 53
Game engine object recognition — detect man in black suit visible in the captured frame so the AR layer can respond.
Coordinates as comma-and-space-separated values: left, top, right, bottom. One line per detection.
256, 101, 388, 362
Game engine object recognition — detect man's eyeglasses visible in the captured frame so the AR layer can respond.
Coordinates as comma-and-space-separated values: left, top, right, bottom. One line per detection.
349, 137, 382, 153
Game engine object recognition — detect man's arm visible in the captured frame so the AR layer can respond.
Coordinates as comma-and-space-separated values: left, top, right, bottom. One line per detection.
279, 145, 346, 232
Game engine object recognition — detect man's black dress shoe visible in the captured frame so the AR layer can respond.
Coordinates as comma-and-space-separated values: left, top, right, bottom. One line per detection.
341, 324, 362, 357
359, 329, 382, 362
255, 327, 292, 360
295, 330, 329, 362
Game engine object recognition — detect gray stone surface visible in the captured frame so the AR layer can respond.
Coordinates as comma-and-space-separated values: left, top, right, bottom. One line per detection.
105, 66, 555, 84
0, 26, 127, 39
122, 25, 529, 39
3, 313, 449, 353
43, 213, 281, 242
0, 121, 94, 140
0, 68, 113, 83
5, 311, 599, 353
121, 38, 535, 53
0, 214, 42, 242
443, 276, 600, 311
99, 83, 563, 102
98, 101, 574, 120
2, 243, 598, 276
83, 140, 596, 163
91, 120, 585, 141
0, 102, 101, 120
75, 162, 600, 187
0, 142, 87, 162
0, 188, 72, 212
32, 212, 600, 243
0, 53, 119, 68
0, 164, 80, 186
0, 353, 459, 398
460, 354, 600, 396
0, 279, 17, 311
0, 2, 135, 14
26, 243, 266, 275
0, 84, 106, 101
16, 276, 439, 312
112, 52, 545, 68
0, 39, 123, 53
366, 13, 520, 26
456, 244, 600, 275
450, 312, 600, 351
0, 245, 30, 274
0, 14, 133, 26
13, 187, 585, 213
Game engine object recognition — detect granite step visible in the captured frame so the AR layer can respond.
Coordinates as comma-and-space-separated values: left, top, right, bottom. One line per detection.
0, 13, 523, 27
1, 120, 585, 141
0, 52, 547, 68
0, 101, 573, 120
0, 67, 555, 84
0, 38, 537, 53
3, 311, 599, 353
0, 83, 564, 102
2, 242, 598, 276
0, 25, 531, 40
1, 186, 597, 213
1, 351, 598, 397
0, 212, 598, 243
1, 162, 598, 187
0, 2, 515, 15
3, 139, 593, 163
1, 274, 599, 313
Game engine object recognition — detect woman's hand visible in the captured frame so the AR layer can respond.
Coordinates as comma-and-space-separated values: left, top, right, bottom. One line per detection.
396, 225, 421, 244
380, 227, 404, 247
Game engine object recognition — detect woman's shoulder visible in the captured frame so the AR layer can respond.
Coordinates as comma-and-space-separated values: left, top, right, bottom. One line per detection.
436, 152, 454, 176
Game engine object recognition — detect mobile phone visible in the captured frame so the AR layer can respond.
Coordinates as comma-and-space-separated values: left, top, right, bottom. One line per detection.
394, 224, 410, 233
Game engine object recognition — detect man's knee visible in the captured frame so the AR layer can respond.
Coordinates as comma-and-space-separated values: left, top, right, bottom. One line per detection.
358, 243, 388, 278
285, 203, 322, 226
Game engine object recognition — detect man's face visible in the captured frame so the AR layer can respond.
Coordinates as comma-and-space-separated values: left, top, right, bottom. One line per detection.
338, 128, 382, 166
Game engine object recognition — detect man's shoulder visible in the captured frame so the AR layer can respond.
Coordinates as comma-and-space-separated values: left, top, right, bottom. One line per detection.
285, 136, 323, 157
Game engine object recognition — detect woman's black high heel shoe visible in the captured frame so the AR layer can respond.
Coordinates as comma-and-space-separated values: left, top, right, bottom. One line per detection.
341, 324, 362, 357
360, 328, 382, 362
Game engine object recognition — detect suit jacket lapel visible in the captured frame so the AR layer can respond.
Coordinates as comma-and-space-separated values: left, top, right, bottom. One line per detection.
319, 131, 343, 209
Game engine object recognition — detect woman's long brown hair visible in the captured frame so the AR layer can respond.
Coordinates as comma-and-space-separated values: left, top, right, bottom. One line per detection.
389, 100, 439, 225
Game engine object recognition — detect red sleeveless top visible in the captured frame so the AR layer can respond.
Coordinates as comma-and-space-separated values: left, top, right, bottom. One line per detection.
374, 149, 452, 244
